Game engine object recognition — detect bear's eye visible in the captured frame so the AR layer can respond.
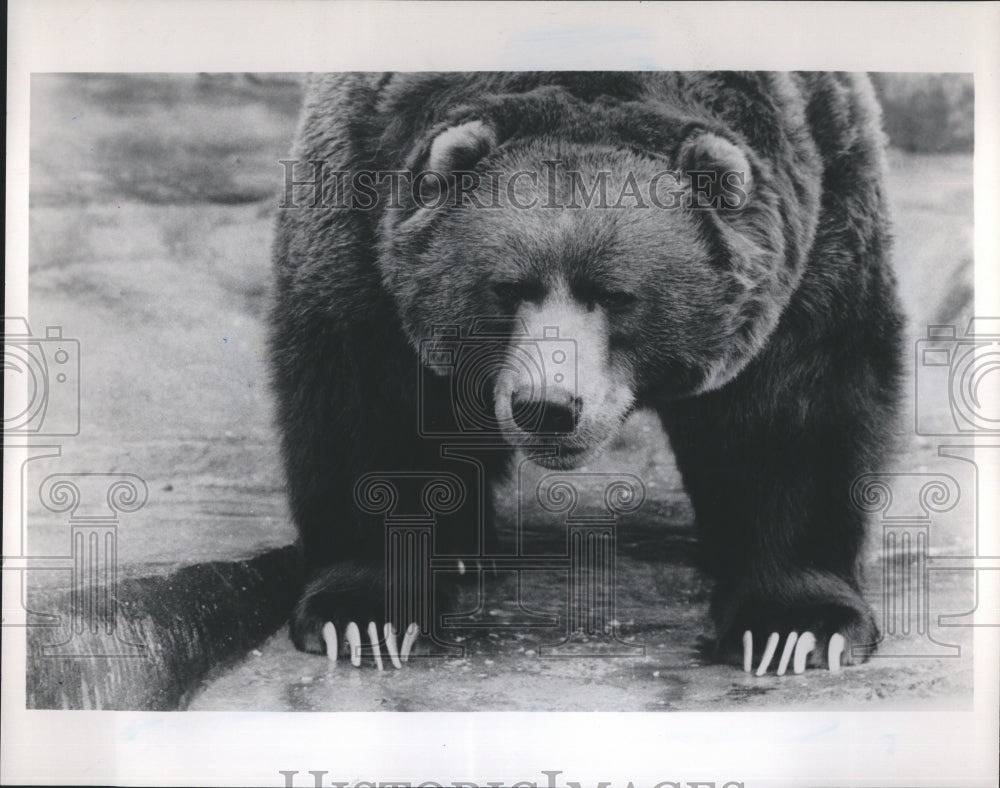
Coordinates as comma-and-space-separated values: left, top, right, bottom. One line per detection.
571, 279, 636, 312
491, 280, 544, 305
596, 290, 637, 310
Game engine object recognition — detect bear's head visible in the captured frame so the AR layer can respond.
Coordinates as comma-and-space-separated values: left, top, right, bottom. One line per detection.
377, 108, 811, 469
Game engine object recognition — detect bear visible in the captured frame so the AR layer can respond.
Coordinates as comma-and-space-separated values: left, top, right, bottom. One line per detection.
269, 72, 903, 674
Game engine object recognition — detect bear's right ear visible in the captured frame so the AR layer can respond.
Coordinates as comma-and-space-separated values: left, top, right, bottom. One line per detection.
676, 131, 755, 209
417, 120, 497, 174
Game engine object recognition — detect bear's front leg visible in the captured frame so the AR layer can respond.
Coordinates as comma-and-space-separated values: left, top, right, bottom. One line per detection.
272, 299, 510, 668
289, 459, 501, 669
271, 315, 443, 669
659, 336, 897, 675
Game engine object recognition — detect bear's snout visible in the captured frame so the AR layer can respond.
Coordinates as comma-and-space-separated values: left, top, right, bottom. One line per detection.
489, 285, 637, 468
510, 384, 582, 435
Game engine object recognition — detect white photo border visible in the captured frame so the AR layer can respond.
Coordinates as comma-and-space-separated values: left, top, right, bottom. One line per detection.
4, 2, 999, 787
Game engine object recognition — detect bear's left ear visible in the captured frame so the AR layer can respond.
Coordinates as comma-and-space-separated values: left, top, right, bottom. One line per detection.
677, 132, 755, 208
425, 120, 496, 173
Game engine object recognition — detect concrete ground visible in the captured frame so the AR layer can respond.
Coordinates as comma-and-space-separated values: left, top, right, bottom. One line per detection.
20, 74, 979, 711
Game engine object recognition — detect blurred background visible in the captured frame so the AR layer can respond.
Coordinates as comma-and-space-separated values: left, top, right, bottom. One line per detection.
871, 72, 974, 154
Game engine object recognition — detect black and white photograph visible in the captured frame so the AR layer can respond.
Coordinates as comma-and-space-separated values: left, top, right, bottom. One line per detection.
3, 2, 999, 787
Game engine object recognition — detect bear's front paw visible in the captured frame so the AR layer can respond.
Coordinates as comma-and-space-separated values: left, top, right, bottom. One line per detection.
715, 594, 879, 676
290, 564, 421, 670
316, 620, 420, 670
739, 630, 835, 676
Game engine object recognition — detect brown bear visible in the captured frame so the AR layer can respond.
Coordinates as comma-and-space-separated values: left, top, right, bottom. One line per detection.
270, 72, 903, 674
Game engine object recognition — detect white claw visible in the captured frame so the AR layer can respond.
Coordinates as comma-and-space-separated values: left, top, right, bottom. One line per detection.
742, 631, 753, 673
755, 632, 780, 676
345, 621, 362, 667
793, 631, 817, 674
367, 621, 384, 671
384, 622, 402, 669
321, 621, 338, 663
828, 633, 846, 673
400, 622, 420, 663
776, 631, 798, 676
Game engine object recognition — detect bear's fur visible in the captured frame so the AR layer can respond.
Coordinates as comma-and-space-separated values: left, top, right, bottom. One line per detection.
270, 72, 903, 668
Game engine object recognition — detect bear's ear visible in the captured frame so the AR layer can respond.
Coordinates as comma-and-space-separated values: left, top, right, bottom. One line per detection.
425, 120, 496, 173
677, 132, 754, 208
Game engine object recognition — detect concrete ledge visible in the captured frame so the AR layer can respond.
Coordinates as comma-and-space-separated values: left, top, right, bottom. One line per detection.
26, 545, 302, 710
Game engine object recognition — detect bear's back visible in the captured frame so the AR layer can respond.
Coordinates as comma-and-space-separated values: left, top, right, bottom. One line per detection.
300, 72, 881, 170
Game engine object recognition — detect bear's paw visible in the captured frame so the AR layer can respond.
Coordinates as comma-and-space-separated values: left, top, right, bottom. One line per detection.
714, 586, 880, 676
290, 564, 422, 670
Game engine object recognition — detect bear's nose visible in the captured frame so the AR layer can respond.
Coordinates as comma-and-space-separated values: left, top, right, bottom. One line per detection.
510, 385, 582, 435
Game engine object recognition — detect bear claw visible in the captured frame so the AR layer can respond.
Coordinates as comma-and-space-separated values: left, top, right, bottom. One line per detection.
755, 632, 780, 676
345, 621, 362, 666
743, 629, 841, 675
321, 620, 419, 668
827, 632, 845, 674
401, 622, 420, 663
384, 623, 402, 669
321, 621, 338, 663
367, 621, 384, 670
776, 631, 798, 676
792, 631, 817, 674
